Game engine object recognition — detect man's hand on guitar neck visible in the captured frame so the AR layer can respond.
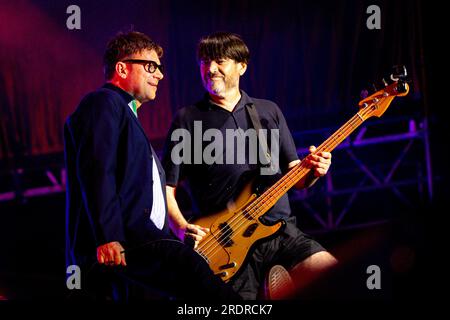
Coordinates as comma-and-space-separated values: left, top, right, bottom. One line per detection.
289, 145, 332, 189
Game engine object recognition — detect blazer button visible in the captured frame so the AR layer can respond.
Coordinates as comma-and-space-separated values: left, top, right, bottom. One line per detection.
144, 208, 150, 214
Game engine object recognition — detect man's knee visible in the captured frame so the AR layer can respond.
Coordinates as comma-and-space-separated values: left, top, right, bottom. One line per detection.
290, 251, 337, 289
292, 251, 338, 272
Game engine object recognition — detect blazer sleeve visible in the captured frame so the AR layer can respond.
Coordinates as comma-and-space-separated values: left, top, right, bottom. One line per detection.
72, 92, 126, 246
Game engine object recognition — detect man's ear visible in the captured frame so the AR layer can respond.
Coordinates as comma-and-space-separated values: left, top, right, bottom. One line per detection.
115, 61, 128, 79
238, 62, 247, 76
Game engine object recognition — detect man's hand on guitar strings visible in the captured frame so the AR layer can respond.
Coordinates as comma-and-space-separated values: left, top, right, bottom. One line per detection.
183, 223, 210, 249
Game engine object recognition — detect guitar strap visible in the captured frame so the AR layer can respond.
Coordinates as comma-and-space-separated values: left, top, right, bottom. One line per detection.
245, 103, 271, 168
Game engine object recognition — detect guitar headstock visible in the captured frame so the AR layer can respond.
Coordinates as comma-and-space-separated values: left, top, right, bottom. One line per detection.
357, 65, 410, 121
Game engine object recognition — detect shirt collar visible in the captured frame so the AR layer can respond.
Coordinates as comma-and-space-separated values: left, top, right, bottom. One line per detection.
202, 90, 254, 112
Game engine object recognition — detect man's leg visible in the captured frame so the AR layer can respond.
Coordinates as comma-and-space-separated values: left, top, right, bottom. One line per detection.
290, 251, 338, 294
121, 239, 241, 300
263, 216, 338, 299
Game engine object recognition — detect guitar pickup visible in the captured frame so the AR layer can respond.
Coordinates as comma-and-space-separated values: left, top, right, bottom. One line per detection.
219, 262, 237, 270
243, 223, 259, 237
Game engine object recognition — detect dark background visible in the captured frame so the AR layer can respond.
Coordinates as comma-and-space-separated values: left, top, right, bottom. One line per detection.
0, 0, 444, 304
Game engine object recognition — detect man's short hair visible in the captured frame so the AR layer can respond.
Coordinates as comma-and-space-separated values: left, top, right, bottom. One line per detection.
103, 31, 163, 80
197, 32, 250, 64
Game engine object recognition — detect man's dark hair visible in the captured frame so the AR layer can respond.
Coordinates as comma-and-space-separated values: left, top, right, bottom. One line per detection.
103, 31, 163, 80
197, 32, 250, 64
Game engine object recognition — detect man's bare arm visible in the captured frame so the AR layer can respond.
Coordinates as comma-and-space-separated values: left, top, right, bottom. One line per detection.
288, 146, 332, 189
166, 185, 209, 248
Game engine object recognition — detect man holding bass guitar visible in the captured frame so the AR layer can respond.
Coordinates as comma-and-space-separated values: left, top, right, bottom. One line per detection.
162, 32, 338, 300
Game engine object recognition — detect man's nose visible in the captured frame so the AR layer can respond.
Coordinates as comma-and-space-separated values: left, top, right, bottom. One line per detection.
154, 68, 163, 80
208, 61, 219, 73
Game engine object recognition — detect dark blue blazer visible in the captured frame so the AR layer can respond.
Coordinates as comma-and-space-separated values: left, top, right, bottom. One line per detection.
64, 83, 172, 267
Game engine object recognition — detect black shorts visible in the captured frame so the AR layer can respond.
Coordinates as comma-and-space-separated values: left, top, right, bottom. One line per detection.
230, 216, 325, 299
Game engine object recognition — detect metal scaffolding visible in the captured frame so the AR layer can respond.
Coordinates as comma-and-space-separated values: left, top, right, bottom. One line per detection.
290, 116, 432, 232
0, 155, 66, 203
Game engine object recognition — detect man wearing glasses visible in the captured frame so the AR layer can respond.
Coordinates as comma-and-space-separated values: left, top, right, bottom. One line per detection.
64, 31, 239, 300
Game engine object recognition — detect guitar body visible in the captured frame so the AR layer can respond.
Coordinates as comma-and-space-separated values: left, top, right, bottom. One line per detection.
193, 179, 285, 282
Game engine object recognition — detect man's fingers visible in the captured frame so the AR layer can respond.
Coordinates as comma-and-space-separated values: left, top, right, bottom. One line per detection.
113, 250, 122, 265
96, 242, 126, 266
302, 148, 332, 178
196, 229, 207, 237
321, 151, 332, 159
311, 154, 331, 163
104, 247, 117, 265
111, 245, 127, 266
308, 146, 331, 160
198, 225, 210, 233
97, 252, 105, 264
186, 224, 209, 237
107, 248, 116, 263
120, 251, 127, 266
186, 233, 203, 241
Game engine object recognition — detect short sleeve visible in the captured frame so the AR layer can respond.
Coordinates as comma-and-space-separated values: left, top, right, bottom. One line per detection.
274, 104, 299, 169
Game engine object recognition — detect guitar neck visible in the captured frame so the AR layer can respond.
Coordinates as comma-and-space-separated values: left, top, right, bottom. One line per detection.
247, 111, 367, 219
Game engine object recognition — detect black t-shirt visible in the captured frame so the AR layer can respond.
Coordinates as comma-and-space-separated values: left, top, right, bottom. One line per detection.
162, 91, 299, 222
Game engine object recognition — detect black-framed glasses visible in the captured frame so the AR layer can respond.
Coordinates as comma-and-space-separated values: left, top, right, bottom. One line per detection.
121, 59, 164, 74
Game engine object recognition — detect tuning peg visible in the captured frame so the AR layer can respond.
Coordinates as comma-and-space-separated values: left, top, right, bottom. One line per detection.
391, 65, 408, 81
372, 83, 378, 92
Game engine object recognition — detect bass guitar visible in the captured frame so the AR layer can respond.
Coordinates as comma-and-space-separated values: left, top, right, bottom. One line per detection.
193, 67, 410, 282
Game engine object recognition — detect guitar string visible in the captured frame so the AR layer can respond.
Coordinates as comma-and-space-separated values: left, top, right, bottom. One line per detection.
196, 101, 375, 266
196, 113, 364, 262
197, 111, 366, 264
196, 108, 368, 263
195, 160, 309, 262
